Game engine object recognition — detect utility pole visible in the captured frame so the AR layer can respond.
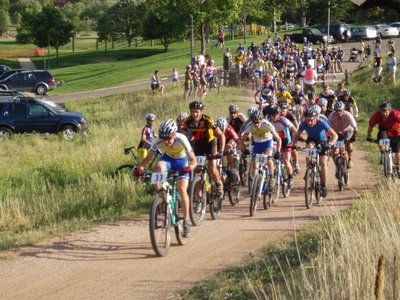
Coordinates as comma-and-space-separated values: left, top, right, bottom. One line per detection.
190, 14, 194, 64
243, 9, 246, 48
327, 1, 331, 47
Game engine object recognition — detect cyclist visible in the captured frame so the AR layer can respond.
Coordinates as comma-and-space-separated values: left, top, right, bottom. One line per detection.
290, 84, 306, 122
276, 85, 293, 109
317, 97, 329, 118
239, 106, 258, 135
226, 104, 247, 134
313, 104, 328, 122
216, 117, 240, 183
137, 113, 157, 161
284, 56, 298, 87
184, 100, 226, 199
268, 106, 298, 187
252, 53, 265, 87
366, 101, 400, 166
292, 107, 338, 198
319, 84, 337, 117
176, 112, 189, 135
254, 75, 275, 107
239, 110, 282, 188
338, 90, 359, 118
135, 119, 197, 238
328, 101, 358, 168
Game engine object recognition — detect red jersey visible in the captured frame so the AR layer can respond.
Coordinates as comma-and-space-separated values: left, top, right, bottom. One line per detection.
369, 109, 400, 138
224, 124, 239, 142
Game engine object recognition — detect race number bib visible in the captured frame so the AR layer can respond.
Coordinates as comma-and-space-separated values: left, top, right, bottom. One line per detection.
255, 153, 269, 164
196, 156, 206, 166
379, 139, 390, 148
305, 148, 318, 158
150, 172, 168, 184
335, 141, 345, 148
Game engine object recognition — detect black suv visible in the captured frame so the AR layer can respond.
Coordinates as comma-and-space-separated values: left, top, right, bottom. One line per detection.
316, 23, 352, 43
0, 94, 88, 141
0, 70, 58, 95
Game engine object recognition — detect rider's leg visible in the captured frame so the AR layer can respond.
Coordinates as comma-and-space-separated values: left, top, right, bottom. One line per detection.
283, 151, 293, 176
177, 179, 190, 220
346, 142, 353, 161
319, 155, 328, 186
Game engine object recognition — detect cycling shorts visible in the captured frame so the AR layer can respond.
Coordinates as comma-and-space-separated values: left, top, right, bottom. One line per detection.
306, 138, 329, 156
193, 139, 217, 159
377, 130, 400, 153
137, 148, 148, 161
159, 154, 190, 180
282, 138, 293, 153
251, 139, 273, 160
337, 131, 355, 144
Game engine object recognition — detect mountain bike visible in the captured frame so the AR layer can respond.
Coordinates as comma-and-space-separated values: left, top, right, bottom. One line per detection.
368, 138, 400, 181
239, 150, 250, 187
149, 171, 189, 257
221, 151, 241, 206
280, 158, 292, 198
333, 140, 349, 191
302, 145, 325, 209
249, 154, 278, 216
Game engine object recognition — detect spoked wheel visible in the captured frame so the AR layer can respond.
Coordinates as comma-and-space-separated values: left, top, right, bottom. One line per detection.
239, 156, 249, 187
174, 201, 189, 245
209, 192, 222, 220
269, 171, 280, 204
383, 154, 392, 179
149, 197, 171, 257
227, 171, 240, 206
189, 175, 207, 226
336, 157, 345, 191
250, 175, 262, 216
304, 168, 316, 209
114, 164, 136, 179
281, 167, 291, 198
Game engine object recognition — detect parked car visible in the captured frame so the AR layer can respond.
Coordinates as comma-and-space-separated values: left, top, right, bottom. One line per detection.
0, 70, 58, 95
284, 28, 334, 44
350, 26, 377, 41
389, 22, 400, 35
374, 24, 399, 38
0, 69, 28, 81
0, 64, 11, 76
0, 96, 88, 141
316, 23, 352, 42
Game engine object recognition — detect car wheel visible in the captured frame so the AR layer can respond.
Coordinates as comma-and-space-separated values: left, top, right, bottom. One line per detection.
0, 127, 13, 140
60, 125, 77, 141
36, 84, 47, 95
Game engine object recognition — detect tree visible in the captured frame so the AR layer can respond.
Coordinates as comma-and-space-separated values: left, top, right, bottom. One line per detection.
142, 0, 188, 51
9, 0, 52, 25
17, 6, 74, 66
97, 12, 115, 53
0, 0, 10, 36
108, 0, 143, 48
306, 0, 355, 25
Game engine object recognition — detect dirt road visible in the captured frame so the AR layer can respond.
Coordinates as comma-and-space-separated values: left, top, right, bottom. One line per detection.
0, 146, 376, 299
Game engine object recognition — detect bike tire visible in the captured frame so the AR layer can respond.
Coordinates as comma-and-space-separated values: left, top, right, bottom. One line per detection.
281, 167, 291, 198
250, 175, 262, 216
174, 201, 189, 245
149, 197, 171, 257
209, 193, 222, 220
269, 169, 280, 204
304, 168, 315, 209
114, 164, 136, 179
315, 171, 321, 204
383, 154, 392, 179
239, 156, 249, 187
336, 157, 344, 191
189, 175, 207, 226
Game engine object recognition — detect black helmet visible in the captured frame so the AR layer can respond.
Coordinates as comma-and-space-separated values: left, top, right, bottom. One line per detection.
304, 107, 318, 118
250, 110, 264, 122
379, 101, 391, 110
189, 100, 204, 110
343, 90, 351, 97
307, 92, 315, 100
278, 102, 288, 110
269, 105, 281, 116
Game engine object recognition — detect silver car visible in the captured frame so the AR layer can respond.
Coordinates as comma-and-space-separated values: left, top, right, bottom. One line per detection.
374, 24, 399, 38
350, 26, 377, 41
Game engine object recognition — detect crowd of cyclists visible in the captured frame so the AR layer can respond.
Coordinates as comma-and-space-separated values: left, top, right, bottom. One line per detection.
137, 37, 399, 242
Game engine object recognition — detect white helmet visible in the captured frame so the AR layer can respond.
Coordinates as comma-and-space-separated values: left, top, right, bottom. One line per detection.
216, 117, 228, 132
312, 104, 321, 114
318, 97, 328, 107
294, 84, 302, 90
158, 119, 177, 139
145, 113, 156, 121
247, 106, 258, 118
176, 112, 188, 122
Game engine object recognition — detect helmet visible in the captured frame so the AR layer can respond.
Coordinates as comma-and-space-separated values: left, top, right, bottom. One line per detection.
264, 75, 271, 84
278, 102, 288, 110
229, 104, 239, 113
343, 90, 351, 97
312, 104, 321, 114
304, 107, 318, 118
176, 112, 188, 122
379, 101, 391, 110
247, 106, 258, 118
279, 85, 287, 91
269, 105, 281, 116
250, 110, 264, 122
307, 92, 315, 100
189, 100, 204, 110
159, 119, 177, 139
216, 117, 228, 132
294, 84, 302, 90
145, 113, 156, 121
334, 101, 346, 111
318, 97, 328, 107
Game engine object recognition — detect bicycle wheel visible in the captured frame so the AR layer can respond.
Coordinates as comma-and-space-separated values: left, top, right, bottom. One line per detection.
304, 168, 315, 209
114, 164, 136, 179
250, 174, 262, 216
336, 157, 344, 191
315, 171, 321, 204
209, 192, 222, 220
149, 197, 171, 257
189, 175, 207, 226
269, 169, 280, 204
383, 154, 392, 179
239, 156, 249, 186
281, 166, 291, 198
174, 201, 189, 245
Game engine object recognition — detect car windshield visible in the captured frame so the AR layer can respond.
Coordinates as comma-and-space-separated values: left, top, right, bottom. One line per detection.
37, 100, 66, 113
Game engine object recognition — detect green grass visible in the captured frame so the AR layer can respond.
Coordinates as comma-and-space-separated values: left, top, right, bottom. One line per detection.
0, 86, 250, 251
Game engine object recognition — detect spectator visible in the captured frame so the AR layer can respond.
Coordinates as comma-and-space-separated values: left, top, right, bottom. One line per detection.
223, 48, 233, 70
386, 52, 397, 84
198, 50, 206, 66
216, 30, 225, 48
237, 43, 245, 54
302, 64, 318, 95
183, 65, 192, 101
150, 70, 164, 95
172, 67, 179, 87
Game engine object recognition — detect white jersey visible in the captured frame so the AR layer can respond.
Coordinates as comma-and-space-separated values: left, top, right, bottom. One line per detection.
244, 119, 276, 143
150, 132, 192, 159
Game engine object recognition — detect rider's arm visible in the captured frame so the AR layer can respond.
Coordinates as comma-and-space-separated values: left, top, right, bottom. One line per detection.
141, 128, 152, 147
214, 127, 226, 153
328, 128, 338, 145
138, 149, 157, 171
254, 90, 260, 104
187, 151, 198, 170
272, 131, 282, 153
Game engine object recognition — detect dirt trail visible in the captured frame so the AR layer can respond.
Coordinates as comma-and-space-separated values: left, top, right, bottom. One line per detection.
0, 146, 376, 299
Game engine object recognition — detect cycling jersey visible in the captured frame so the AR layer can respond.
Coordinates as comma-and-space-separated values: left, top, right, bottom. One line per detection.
185, 114, 217, 144
276, 91, 293, 107
224, 124, 239, 142
328, 110, 357, 134
268, 116, 293, 141
138, 125, 155, 149
319, 90, 336, 112
285, 61, 297, 73
299, 118, 331, 142
150, 132, 192, 159
291, 91, 305, 105
258, 83, 274, 96
227, 113, 245, 134
338, 95, 358, 114
244, 119, 276, 143
369, 109, 400, 138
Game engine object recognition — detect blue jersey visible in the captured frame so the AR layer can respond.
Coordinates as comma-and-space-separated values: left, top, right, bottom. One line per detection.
299, 118, 330, 142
